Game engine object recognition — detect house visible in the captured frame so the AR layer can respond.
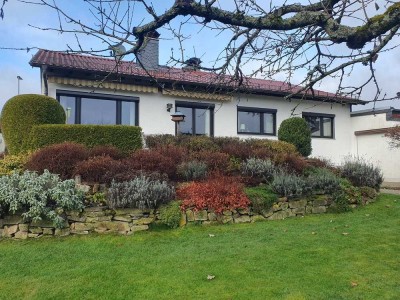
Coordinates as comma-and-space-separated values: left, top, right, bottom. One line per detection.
351, 107, 400, 185
29, 33, 367, 167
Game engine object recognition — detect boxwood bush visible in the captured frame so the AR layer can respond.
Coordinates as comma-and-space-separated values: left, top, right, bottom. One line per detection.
278, 117, 312, 157
28, 124, 142, 154
0, 94, 65, 154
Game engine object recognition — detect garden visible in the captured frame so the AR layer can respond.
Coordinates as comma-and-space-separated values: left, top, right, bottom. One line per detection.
0, 94, 385, 236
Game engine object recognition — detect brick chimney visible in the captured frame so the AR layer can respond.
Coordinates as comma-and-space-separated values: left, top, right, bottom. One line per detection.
137, 31, 160, 70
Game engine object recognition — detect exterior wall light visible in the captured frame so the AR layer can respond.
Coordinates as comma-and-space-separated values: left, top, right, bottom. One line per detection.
166, 103, 173, 112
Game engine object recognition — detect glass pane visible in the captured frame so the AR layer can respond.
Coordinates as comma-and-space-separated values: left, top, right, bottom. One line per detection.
121, 101, 136, 125
263, 113, 274, 134
322, 117, 332, 137
304, 116, 320, 136
177, 107, 193, 135
194, 108, 210, 135
238, 111, 261, 133
81, 98, 116, 125
59, 95, 75, 124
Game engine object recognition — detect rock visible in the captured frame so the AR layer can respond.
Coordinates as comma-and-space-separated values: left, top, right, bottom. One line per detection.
113, 215, 131, 222
237, 208, 250, 215
114, 208, 142, 216
260, 209, 274, 218
84, 211, 107, 218
14, 231, 28, 239
131, 225, 149, 232
29, 227, 43, 234
312, 206, 327, 214
2, 225, 18, 237
71, 223, 93, 231
71, 230, 89, 235
292, 207, 306, 215
83, 206, 106, 212
42, 228, 54, 235
268, 211, 289, 220
18, 224, 29, 232
179, 213, 187, 227
208, 212, 217, 221
30, 219, 54, 228
194, 210, 208, 221
115, 222, 130, 233
92, 183, 100, 193
234, 215, 251, 223
28, 233, 40, 238
76, 184, 91, 193
278, 197, 288, 202
280, 202, 289, 210
272, 204, 281, 212
132, 218, 154, 225
54, 228, 71, 237
222, 210, 232, 216
289, 199, 307, 209
217, 215, 233, 224
306, 206, 313, 214
3, 215, 23, 225
186, 210, 195, 222
67, 212, 86, 223
313, 199, 328, 206
251, 215, 266, 222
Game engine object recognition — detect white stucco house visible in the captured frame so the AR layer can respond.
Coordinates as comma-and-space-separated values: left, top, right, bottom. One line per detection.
27, 33, 399, 184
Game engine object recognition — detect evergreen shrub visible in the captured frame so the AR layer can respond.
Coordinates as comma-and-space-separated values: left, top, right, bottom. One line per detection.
0, 94, 65, 154
278, 117, 312, 157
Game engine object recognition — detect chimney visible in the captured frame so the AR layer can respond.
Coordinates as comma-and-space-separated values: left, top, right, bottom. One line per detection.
137, 30, 160, 70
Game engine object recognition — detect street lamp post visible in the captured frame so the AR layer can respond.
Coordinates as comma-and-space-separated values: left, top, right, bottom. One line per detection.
17, 76, 23, 95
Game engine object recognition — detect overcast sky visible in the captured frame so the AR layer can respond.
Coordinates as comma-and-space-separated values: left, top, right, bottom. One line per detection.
0, 0, 399, 112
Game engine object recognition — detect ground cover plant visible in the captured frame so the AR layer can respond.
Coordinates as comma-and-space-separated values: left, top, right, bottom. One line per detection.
0, 194, 398, 299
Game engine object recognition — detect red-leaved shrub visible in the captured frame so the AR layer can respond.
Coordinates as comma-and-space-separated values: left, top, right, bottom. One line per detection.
178, 176, 250, 214
273, 153, 309, 174
25, 142, 88, 179
188, 150, 230, 171
89, 145, 125, 160
74, 155, 124, 183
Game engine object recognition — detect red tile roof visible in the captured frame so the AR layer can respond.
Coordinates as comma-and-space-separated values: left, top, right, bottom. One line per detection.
30, 49, 363, 104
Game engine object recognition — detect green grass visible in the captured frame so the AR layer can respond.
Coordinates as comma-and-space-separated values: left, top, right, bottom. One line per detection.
0, 194, 399, 300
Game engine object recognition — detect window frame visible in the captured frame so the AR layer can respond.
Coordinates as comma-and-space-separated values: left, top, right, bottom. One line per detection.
175, 101, 215, 136
237, 106, 277, 136
56, 90, 139, 126
302, 112, 335, 139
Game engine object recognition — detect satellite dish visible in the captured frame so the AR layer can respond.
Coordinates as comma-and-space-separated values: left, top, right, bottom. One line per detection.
109, 44, 126, 57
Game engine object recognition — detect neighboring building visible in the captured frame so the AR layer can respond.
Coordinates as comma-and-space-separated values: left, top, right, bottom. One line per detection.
29, 33, 365, 165
351, 107, 400, 185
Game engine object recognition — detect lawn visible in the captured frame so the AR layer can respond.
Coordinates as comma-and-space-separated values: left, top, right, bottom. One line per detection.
0, 194, 399, 300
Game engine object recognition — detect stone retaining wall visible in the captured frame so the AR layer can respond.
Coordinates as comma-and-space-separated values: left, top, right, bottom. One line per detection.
0, 194, 376, 239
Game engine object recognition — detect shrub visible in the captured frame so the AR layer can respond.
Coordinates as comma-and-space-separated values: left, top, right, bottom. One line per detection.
278, 117, 312, 157
221, 141, 252, 160
244, 186, 278, 214
74, 155, 124, 183
145, 134, 177, 148
262, 139, 298, 155
0, 153, 31, 176
178, 176, 250, 214
271, 171, 305, 198
177, 160, 208, 181
159, 201, 182, 229
25, 142, 88, 180
179, 135, 220, 152
188, 150, 230, 171
241, 157, 275, 183
340, 157, 383, 189
0, 170, 84, 228
28, 124, 142, 154
107, 175, 175, 209
273, 153, 309, 174
153, 145, 187, 167
307, 168, 340, 194
89, 145, 125, 160
0, 94, 65, 154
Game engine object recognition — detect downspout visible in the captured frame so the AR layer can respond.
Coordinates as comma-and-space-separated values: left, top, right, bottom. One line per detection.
42, 65, 48, 96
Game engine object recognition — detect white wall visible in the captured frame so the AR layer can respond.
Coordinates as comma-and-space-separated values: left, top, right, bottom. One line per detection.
47, 83, 353, 164
351, 113, 400, 183
0, 133, 5, 153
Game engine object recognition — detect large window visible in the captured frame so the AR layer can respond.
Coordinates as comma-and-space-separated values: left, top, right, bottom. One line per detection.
57, 91, 139, 126
175, 101, 214, 136
303, 112, 334, 138
237, 106, 277, 135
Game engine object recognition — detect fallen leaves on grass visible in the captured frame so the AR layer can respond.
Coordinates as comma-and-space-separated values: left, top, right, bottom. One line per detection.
207, 275, 215, 280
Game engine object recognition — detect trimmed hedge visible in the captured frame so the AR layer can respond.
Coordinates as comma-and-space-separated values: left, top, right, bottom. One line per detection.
278, 117, 312, 157
0, 94, 65, 154
28, 124, 142, 153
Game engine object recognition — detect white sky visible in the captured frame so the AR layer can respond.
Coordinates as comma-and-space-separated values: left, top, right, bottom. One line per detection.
0, 0, 399, 112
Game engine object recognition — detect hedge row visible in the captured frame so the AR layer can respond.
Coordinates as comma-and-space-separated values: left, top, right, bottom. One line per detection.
28, 124, 143, 153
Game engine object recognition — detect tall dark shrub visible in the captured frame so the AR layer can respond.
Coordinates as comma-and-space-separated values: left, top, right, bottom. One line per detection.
25, 142, 88, 179
1, 94, 65, 154
278, 117, 312, 157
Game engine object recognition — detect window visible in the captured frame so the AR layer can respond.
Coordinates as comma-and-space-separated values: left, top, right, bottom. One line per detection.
302, 112, 334, 138
57, 91, 139, 126
175, 101, 214, 136
237, 106, 277, 135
